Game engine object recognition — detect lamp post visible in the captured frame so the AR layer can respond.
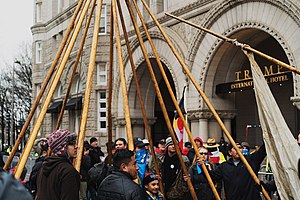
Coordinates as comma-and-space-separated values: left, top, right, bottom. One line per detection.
9, 62, 15, 147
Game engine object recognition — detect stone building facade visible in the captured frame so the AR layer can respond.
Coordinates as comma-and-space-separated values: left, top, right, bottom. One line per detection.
32, 0, 300, 148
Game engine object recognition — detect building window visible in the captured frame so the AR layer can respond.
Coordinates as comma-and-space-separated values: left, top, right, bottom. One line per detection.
97, 62, 107, 86
97, 91, 107, 131
54, 83, 63, 98
69, 110, 81, 134
99, 5, 107, 34
35, 41, 42, 64
72, 75, 82, 94
36, 2, 42, 23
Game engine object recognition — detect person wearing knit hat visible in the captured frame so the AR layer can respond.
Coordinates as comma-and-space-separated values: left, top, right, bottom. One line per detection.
143, 173, 163, 200
165, 136, 173, 149
47, 129, 76, 156
187, 136, 204, 163
157, 136, 190, 199
88, 136, 104, 200
36, 129, 80, 200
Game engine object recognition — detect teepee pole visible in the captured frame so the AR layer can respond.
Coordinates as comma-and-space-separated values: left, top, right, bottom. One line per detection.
56, 0, 97, 129
111, 0, 134, 150
125, 1, 197, 199
133, 1, 220, 199
14, 0, 93, 179
142, 4, 271, 200
166, 13, 300, 76
3, 0, 86, 171
116, 0, 164, 195
107, 1, 114, 165
74, 0, 103, 171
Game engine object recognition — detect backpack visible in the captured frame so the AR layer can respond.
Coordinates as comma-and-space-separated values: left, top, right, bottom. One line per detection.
88, 161, 109, 185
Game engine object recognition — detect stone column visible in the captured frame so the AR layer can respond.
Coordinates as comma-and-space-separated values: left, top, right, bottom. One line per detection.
218, 112, 237, 143
223, 119, 231, 143
199, 118, 209, 141
187, 110, 212, 142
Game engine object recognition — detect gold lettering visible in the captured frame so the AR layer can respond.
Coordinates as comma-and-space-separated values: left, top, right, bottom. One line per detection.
277, 65, 283, 74
230, 81, 253, 89
235, 71, 242, 81
244, 70, 251, 79
264, 65, 273, 76
265, 77, 270, 83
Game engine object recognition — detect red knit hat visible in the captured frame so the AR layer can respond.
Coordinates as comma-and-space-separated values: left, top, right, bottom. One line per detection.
48, 129, 73, 156
194, 137, 204, 146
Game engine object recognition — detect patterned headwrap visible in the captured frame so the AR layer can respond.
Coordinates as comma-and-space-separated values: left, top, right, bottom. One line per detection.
48, 129, 73, 156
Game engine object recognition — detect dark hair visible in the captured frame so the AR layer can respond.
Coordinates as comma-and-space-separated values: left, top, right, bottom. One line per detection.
113, 149, 134, 169
90, 137, 97, 144
227, 142, 241, 152
66, 133, 77, 146
115, 138, 127, 146
40, 143, 49, 153
184, 142, 192, 148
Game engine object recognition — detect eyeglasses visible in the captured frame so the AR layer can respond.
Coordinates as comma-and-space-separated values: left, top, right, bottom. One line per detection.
200, 152, 208, 155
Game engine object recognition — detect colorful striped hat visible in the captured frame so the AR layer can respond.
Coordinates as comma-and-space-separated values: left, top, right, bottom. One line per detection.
48, 129, 73, 156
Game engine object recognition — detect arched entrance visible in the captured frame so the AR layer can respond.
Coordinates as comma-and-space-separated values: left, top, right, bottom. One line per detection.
152, 63, 176, 144
127, 58, 176, 144
212, 29, 295, 146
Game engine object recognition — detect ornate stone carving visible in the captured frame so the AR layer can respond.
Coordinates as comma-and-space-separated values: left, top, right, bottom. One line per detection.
187, 110, 213, 120
116, 117, 157, 127
217, 111, 237, 119
187, 109, 237, 120
188, 0, 299, 68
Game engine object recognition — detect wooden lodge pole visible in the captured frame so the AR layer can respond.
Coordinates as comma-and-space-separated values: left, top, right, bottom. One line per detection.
116, 0, 165, 196
14, 0, 93, 179
111, 0, 134, 150
142, 7, 271, 200
132, 1, 220, 199
74, 0, 103, 171
56, 0, 97, 129
107, 1, 114, 165
3, 0, 86, 171
125, 1, 197, 199
165, 12, 300, 76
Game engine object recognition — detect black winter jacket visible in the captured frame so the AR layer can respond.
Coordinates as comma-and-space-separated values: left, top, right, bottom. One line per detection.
97, 170, 146, 200
189, 163, 215, 200
37, 156, 80, 200
210, 144, 266, 200
28, 156, 45, 196
89, 146, 104, 166
80, 154, 91, 182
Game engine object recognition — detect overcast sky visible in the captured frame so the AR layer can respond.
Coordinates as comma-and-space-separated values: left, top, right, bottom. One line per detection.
0, 1, 33, 71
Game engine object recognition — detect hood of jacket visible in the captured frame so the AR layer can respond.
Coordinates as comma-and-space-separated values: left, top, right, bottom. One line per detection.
41, 156, 70, 177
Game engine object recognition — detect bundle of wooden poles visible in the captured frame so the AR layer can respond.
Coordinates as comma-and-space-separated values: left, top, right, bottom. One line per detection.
4, 0, 300, 200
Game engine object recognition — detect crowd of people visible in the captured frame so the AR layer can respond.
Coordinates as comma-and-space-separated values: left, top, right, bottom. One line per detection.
1, 129, 300, 200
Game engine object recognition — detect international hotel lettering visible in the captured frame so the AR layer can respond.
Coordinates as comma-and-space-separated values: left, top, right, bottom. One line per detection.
216, 65, 292, 94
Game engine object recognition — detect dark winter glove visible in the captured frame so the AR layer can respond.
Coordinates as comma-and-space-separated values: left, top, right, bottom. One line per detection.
255, 181, 265, 192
